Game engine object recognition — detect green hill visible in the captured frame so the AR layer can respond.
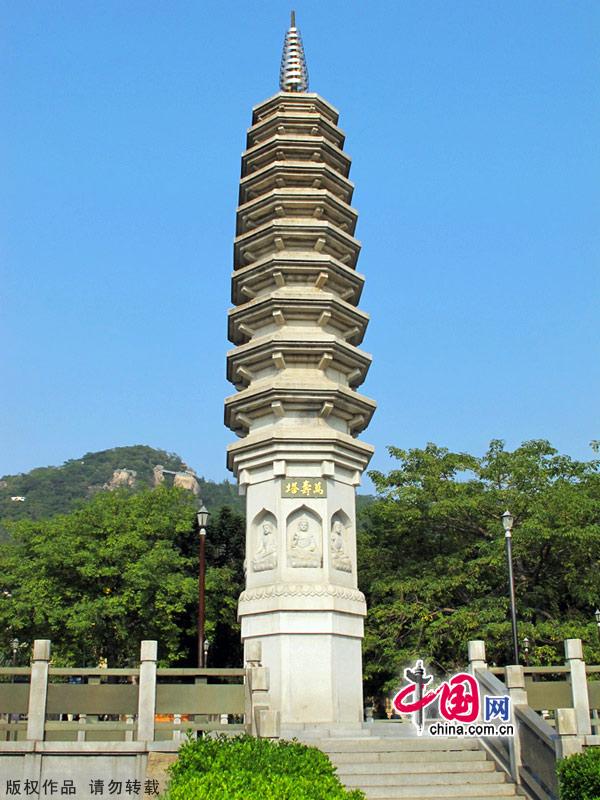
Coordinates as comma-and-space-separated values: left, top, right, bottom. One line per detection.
0, 445, 243, 532
0, 445, 372, 538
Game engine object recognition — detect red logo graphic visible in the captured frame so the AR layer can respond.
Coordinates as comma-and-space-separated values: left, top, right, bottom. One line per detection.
393, 661, 480, 734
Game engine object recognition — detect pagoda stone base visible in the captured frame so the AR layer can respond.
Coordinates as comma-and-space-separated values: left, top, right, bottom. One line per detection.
241, 608, 365, 726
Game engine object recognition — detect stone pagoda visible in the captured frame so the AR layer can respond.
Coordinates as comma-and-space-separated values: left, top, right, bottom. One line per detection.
225, 13, 375, 731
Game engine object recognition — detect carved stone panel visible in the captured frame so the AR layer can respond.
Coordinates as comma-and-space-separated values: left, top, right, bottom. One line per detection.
287, 507, 322, 568
251, 510, 278, 572
330, 512, 352, 573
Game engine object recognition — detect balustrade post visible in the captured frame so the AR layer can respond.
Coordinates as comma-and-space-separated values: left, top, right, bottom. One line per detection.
505, 665, 527, 785
77, 714, 87, 742
244, 642, 260, 734
555, 707, 584, 758
137, 640, 157, 742
172, 713, 182, 742
26, 640, 51, 741
468, 640, 487, 673
125, 714, 134, 742
564, 639, 591, 735
244, 641, 280, 738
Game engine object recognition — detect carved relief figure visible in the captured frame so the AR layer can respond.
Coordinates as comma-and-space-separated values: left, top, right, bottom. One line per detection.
331, 520, 352, 573
289, 516, 322, 568
252, 520, 277, 572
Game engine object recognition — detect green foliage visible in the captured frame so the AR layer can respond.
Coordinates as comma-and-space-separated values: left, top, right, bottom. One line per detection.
557, 747, 600, 800
162, 734, 364, 800
0, 445, 243, 537
203, 505, 245, 668
355, 494, 375, 514
0, 446, 183, 530
2, 437, 598, 707
195, 478, 244, 514
361, 440, 600, 698
0, 488, 245, 667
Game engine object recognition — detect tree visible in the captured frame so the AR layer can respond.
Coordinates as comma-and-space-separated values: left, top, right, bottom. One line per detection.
203, 505, 245, 668
359, 440, 600, 699
0, 487, 245, 667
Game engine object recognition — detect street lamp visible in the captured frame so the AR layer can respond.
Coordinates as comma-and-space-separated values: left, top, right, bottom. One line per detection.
11, 638, 19, 668
501, 510, 520, 665
203, 638, 210, 666
523, 636, 530, 667
594, 608, 600, 640
197, 504, 210, 668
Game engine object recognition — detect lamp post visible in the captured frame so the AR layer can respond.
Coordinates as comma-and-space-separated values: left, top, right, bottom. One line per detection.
11, 638, 19, 669
8, 636, 21, 741
196, 504, 210, 668
595, 609, 600, 641
501, 510, 520, 665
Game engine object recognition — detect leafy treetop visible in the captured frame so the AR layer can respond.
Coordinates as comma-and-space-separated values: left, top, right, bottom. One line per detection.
360, 439, 600, 698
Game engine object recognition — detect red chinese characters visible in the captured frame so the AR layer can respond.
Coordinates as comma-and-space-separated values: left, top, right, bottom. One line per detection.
393, 668, 480, 725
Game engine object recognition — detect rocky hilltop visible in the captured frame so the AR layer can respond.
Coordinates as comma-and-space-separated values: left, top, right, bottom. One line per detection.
0, 445, 243, 533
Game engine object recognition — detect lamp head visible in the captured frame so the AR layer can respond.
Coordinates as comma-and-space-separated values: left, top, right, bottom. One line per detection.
197, 504, 209, 530
595, 608, 600, 625
501, 510, 514, 532
11, 638, 19, 652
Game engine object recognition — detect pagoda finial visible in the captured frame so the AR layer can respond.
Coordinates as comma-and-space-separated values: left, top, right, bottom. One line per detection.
279, 11, 309, 93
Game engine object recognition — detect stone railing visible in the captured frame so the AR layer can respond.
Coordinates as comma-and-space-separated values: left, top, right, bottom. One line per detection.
468, 638, 600, 800
0, 639, 279, 743
0, 639, 279, 799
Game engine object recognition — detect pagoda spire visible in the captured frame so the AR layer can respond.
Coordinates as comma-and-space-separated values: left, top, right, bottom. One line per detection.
279, 10, 309, 92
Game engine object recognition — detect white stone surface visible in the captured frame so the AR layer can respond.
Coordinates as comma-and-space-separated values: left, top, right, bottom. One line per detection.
227, 91, 375, 727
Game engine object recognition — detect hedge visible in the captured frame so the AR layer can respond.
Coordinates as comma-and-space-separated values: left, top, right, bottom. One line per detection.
557, 747, 600, 800
161, 734, 365, 800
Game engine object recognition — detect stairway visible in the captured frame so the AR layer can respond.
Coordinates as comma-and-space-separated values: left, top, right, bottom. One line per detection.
317, 736, 522, 799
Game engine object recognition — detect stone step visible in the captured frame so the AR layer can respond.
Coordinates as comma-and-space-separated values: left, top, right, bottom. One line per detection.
330, 749, 488, 764
342, 771, 506, 787
357, 784, 518, 798
318, 737, 481, 753
316, 733, 519, 799
367, 791, 523, 800
284, 725, 371, 740
369, 723, 417, 737
320, 735, 481, 745
335, 759, 495, 775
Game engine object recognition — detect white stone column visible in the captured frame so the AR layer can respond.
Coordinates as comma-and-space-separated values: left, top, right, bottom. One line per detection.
26, 639, 51, 741
468, 640, 487, 673
556, 707, 585, 757
136, 640, 157, 742
226, 88, 375, 732
505, 665, 527, 785
564, 638, 591, 735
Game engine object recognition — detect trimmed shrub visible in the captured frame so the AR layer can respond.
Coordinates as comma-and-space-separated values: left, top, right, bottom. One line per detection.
161, 734, 365, 800
557, 747, 600, 800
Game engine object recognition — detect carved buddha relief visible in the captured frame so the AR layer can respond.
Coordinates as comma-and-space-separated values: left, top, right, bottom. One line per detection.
330, 512, 352, 573
287, 507, 322, 568
251, 511, 278, 572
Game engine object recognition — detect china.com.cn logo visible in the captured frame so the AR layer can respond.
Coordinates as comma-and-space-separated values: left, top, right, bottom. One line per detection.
392, 660, 514, 737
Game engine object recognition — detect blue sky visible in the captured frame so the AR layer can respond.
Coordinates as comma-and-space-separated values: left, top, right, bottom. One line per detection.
2, 1, 599, 489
